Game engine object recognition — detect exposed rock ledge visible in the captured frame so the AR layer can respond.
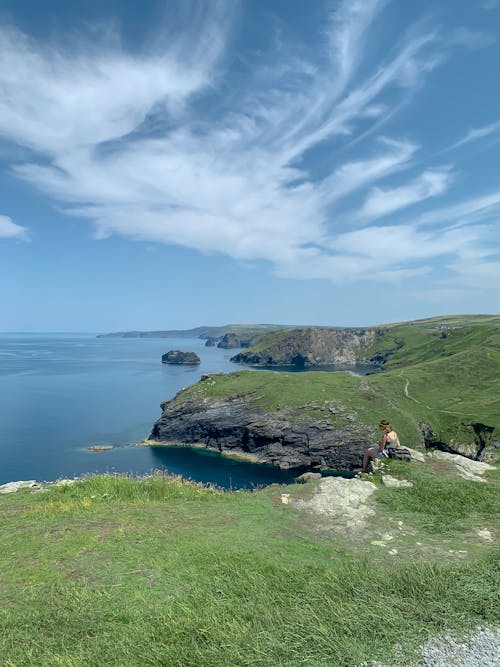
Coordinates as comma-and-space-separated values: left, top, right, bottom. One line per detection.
149, 394, 375, 470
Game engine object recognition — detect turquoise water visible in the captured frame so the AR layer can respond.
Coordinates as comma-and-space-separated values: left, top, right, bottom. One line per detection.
0, 334, 299, 489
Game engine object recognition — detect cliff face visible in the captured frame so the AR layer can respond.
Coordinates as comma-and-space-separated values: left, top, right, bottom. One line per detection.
149, 392, 375, 470
231, 328, 377, 367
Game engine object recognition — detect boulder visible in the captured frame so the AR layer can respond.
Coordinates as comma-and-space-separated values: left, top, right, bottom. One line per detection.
293, 477, 377, 528
297, 472, 322, 481
0, 480, 39, 494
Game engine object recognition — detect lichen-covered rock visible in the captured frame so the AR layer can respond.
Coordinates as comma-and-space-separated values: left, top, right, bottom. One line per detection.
293, 477, 377, 528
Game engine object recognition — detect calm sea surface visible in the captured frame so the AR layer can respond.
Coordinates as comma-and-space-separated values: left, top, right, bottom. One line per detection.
0, 334, 372, 489
0, 334, 302, 489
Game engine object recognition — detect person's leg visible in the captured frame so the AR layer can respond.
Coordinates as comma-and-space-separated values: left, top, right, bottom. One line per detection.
362, 446, 379, 473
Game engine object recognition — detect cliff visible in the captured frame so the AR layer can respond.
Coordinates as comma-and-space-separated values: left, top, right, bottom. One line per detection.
230, 327, 378, 367
150, 384, 373, 470
149, 323, 500, 469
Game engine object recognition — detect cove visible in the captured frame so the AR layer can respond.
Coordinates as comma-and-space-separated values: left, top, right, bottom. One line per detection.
148, 445, 301, 490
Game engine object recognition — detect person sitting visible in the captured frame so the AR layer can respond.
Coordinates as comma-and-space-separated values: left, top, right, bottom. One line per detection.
361, 419, 400, 473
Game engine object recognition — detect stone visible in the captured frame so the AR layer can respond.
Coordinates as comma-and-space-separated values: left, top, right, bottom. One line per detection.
476, 528, 493, 541
0, 480, 39, 494
381, 475, 413, 488
297, 472, 322, 481
294, 477, 377, 528
429, 450, 495, 481
87, 445, 114, 452
200, 372, 225, 381
404, 447, 426, 463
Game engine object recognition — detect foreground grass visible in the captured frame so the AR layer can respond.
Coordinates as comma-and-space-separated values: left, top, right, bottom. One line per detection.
1, 469, 499, 667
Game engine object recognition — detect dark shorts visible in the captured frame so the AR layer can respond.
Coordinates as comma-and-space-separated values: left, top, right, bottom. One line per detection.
367, 446, 389, 459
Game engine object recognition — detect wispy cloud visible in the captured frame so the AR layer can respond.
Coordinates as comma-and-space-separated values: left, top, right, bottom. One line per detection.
0, 215, 28, 240
358, 168, 453, 220
445, 119, 500, 152
0, 0, 496, 287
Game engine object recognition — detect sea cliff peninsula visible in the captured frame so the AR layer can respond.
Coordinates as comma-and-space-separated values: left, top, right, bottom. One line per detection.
3, 0, 500, 662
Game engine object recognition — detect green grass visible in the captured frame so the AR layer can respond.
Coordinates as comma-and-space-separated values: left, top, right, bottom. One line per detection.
175, 322, 500, 455
1, 468, 499, 667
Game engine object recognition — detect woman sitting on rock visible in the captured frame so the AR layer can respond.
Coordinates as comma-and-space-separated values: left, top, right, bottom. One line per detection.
361, 419, 401, 473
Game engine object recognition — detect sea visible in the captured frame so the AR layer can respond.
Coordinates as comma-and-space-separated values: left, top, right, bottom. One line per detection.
0, 333, 372, 489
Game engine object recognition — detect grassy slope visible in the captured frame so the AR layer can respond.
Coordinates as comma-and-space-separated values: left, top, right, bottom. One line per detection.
177, 324, 500, 451
0, 463, 498, 667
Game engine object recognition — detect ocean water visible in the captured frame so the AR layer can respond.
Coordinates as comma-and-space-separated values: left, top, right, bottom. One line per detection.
0, 334, 373, 489
0, 333, 302, 489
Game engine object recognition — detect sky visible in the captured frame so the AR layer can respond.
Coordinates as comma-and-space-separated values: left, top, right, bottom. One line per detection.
0, 0, 499, 332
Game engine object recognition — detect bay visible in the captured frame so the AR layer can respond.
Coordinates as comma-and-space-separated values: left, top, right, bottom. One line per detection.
0, 333, 299, 489
0, 333, 374, 489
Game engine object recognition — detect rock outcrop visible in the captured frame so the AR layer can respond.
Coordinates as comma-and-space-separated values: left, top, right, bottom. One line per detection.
161, 350, 201, 365
149, 393, 375, 470
231, 328, 377, 367
217, 333, 254, 349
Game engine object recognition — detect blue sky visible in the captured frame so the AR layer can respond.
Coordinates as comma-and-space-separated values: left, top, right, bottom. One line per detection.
0, 0, 499, 332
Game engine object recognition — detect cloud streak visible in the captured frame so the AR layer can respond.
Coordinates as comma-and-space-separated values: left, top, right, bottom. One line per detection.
0, 215, 28, 240
0, 0, 497, 288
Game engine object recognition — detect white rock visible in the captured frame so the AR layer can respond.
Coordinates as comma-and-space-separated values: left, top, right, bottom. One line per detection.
430, 450, 495, 476
297, 472, 322, 481
0, 480, 38, 494
280, 493, 290, 505
405, 447, 426, 463
381, 475, 413, 488
457, 468, 487, 483
476, 528, 493, 541
294, 478, 377, 527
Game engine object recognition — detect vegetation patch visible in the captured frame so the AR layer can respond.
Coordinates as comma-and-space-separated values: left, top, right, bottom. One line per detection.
1, 465, 499, 666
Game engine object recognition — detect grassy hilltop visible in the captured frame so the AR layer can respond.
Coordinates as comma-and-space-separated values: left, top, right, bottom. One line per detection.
0, 460, 499, 666
2, 315, 499, 665
172, 320, 500, 458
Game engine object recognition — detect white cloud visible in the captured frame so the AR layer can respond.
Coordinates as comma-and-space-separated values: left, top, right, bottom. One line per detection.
358, 168, 453, 220
445, 119, 500, 152
0, 0, 496, 289
0, 215, 28, 239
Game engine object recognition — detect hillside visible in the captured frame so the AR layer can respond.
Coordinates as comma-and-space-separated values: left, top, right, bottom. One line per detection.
150, 323, 500, 467
97, 324, 296, 340
0, 461, 498, 666
230, 320, 500, 369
